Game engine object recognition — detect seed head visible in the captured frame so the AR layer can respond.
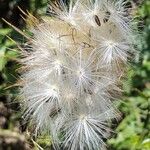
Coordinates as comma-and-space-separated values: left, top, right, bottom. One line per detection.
18, 0, 138, 149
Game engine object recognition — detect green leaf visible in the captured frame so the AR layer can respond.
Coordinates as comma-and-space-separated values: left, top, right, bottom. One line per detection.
0, 47, 7, 71
0, 28, 12, 36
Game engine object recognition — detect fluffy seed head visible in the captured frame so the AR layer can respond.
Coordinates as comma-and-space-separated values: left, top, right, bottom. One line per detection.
17, 0, 138, 149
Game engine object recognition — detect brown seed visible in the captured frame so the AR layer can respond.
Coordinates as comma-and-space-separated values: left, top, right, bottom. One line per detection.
103, 11, 111, 23
94, 15, 101, 26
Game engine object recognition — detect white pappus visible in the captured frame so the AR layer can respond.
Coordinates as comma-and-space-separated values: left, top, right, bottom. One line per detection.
18, 0, 138, 149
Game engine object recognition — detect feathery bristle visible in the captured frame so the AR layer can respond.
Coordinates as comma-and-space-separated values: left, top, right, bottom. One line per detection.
17, 0, 138, 149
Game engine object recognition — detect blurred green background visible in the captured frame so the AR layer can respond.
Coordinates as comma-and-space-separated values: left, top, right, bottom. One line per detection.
0, 0, 149, 150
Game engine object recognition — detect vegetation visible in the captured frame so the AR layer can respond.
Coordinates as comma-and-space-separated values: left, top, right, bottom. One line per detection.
0, 0, 149, 149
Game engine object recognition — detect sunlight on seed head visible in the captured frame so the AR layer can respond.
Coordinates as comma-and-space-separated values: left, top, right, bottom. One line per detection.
18, 0, 139, 149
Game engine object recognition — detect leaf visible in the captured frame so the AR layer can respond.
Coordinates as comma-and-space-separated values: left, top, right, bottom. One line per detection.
142, 138, 150, 149
0, 28, 12, 36
0, 47, 7, 71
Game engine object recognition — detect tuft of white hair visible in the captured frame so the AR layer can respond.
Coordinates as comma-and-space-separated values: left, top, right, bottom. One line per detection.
18, 0, 138, 149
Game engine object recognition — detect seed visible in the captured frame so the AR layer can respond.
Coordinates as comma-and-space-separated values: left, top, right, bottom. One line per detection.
103, 11, 111, 23
94, 15, 101, 26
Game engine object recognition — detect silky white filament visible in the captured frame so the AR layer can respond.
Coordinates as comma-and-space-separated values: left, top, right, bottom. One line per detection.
19, 0, 138, 149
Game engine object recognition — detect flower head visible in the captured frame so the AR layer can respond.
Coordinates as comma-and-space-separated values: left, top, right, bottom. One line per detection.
17, 0, 138, 149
